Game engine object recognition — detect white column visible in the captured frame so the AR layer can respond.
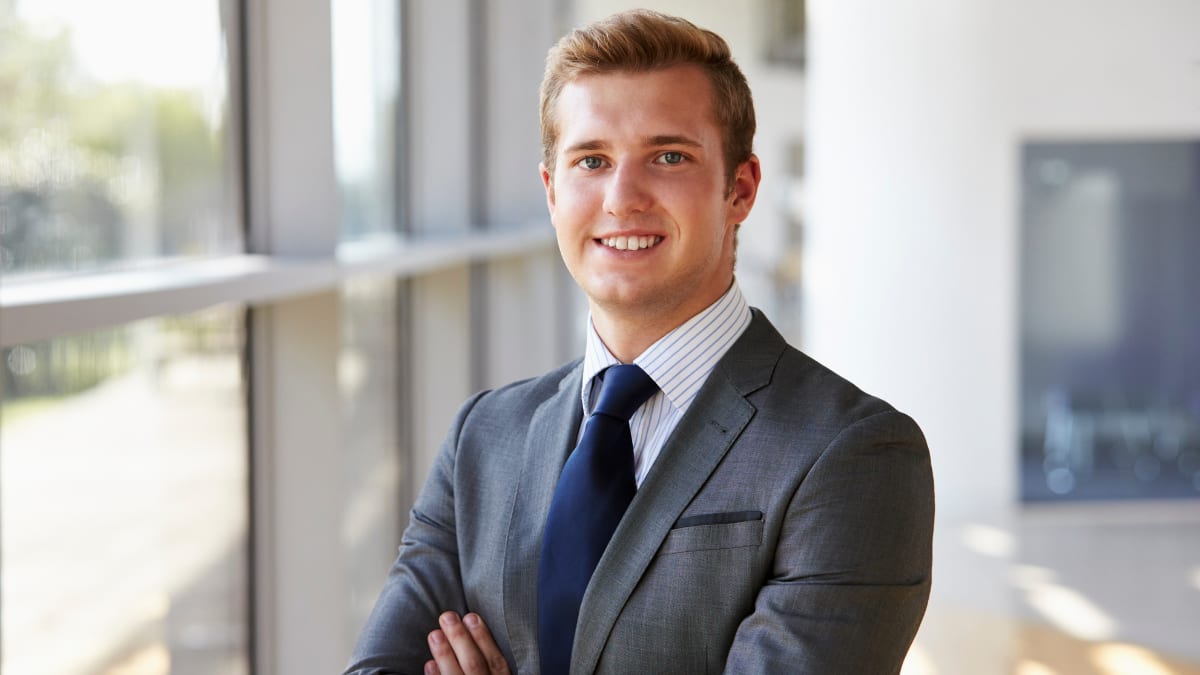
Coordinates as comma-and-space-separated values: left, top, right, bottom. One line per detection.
805, 7, 1019, 669
804, 1, 1015, 516
245, 0, 348, 672
253, 293, 348, 673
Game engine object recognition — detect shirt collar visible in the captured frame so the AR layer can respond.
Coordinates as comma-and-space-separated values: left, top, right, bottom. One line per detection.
581, 282, 752, 414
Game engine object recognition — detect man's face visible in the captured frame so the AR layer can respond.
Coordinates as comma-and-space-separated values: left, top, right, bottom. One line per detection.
541, 65, 759, 330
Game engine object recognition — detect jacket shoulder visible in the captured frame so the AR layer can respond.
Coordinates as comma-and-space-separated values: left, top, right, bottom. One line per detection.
472, 358, 579, 410
729, 311, 919, 435
452, 358, 581, 436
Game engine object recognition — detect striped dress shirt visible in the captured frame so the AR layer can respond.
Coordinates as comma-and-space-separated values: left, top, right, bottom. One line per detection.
580, 282, 752, 487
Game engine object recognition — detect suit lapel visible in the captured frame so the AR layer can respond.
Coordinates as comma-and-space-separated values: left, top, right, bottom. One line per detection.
501, 362, 583, 671
571, 311, 785, 674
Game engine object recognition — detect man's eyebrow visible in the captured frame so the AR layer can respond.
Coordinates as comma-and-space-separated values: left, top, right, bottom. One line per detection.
561, 135, 704, 156
562, 140, 609, 155
647, 134, 703, 148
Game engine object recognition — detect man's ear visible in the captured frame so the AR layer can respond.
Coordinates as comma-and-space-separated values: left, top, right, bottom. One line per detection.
726, 154, 761, 226
540, 162, 556, 217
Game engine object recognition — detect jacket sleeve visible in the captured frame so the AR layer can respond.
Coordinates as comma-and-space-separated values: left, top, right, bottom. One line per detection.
722, 409, 935, 675
343, 392, 487, 675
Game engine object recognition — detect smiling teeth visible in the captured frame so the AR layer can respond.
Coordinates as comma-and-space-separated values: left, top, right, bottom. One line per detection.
601, 235, 662, 251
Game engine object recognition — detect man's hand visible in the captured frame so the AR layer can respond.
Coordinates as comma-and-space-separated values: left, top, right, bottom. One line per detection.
424, 611, 512, 675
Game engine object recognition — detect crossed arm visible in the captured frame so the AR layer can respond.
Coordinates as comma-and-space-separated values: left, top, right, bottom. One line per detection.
423, 612, 509, 675
343, 394, 509, 675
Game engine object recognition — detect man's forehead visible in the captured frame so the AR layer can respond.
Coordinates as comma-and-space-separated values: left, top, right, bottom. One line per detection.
559, 65, 714, 103
554, 67, 719, 150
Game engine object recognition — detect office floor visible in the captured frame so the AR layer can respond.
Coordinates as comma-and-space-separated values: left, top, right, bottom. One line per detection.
905, 501, 1200, 675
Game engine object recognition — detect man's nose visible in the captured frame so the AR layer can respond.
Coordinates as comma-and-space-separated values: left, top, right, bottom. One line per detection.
602, 164, 652, 218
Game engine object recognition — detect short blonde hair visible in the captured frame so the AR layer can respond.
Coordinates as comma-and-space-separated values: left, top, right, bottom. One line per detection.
539, 9, 756, 189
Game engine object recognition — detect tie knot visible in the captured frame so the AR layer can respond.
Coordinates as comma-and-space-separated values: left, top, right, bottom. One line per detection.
592, 365, 658, 421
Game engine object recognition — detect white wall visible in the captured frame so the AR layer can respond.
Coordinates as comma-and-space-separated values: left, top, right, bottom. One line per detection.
997, 0, 1200, 136
804, 0, 1200, 517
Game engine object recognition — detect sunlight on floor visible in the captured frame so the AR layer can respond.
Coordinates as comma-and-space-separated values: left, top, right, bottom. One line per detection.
1011, 565, 1116, 641
900, 640, 937, 675
104, 644, 169, 675
962, 522, 1017, 559
914, 505, 1200, 675
1091, 643, 1177, 675
1014, 661, 1060, 675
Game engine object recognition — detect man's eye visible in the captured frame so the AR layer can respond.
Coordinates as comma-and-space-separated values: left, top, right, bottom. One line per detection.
659, 151, 684, 165
579, 156, 603, 170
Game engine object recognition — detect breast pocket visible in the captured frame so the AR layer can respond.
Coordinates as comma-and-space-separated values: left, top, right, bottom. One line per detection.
659, 511, 764, 555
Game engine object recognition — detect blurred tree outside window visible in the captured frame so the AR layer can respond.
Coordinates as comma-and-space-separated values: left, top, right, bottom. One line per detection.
0, 0, 240, 277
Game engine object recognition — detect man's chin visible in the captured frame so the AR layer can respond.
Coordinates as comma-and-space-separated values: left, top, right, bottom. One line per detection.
585, 286, 665, 317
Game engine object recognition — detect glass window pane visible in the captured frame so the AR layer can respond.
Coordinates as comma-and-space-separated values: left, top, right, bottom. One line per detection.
1, 307, 249, 674
333, 0, 401, 240
0, 1, 240, 277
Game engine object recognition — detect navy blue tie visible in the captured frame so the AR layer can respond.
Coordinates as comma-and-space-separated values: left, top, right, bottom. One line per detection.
537, 365, 658, 675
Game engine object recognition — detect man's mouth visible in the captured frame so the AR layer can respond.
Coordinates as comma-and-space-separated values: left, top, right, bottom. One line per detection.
597, 235, 663, 251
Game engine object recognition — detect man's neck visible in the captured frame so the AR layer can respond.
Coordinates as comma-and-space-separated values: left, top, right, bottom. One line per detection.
588, 281, 736, 363
589, 312, 672, 364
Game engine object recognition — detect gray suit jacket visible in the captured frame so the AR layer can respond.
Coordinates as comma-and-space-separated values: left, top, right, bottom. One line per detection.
346, 311, 934, 674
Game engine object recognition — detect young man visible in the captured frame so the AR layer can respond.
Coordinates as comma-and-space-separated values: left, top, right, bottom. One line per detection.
346, 10, 933, 675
